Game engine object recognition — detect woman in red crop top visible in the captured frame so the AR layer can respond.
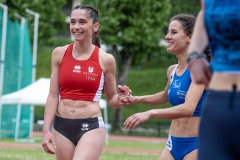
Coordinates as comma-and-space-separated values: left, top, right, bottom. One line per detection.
42, 5, 128, 160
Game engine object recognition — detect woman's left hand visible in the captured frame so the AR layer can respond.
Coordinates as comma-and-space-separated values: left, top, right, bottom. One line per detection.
118, 85, 133, 105
124, 111, 150, 129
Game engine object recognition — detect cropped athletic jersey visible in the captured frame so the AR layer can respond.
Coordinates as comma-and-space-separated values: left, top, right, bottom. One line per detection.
59, 43, 104, 101
168, 66, 206, 117
204, 0, 240, 72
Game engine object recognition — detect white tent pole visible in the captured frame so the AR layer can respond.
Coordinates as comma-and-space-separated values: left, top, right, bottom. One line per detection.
104, 105, 109, 145
25, 8, 40, 83
15, 103, 21, 141
13, 13, 26, 141
25, 9, 40, 139
14, 13, 26, 90
0, 3, 8, 138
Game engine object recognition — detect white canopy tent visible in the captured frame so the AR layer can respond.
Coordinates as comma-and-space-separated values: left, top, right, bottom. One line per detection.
0, 78, 109, 144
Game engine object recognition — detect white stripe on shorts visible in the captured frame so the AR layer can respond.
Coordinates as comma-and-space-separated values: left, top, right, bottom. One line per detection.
98, 117, 105, 128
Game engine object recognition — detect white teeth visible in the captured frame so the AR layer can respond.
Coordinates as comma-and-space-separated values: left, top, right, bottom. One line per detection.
166, 43, 173, 47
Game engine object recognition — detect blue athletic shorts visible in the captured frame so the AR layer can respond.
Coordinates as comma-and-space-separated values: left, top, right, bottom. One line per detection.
166, 134, 198, 160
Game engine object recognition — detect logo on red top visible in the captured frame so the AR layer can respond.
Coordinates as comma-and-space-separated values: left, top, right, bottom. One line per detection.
73, 65, 81, 73
83, 66, 99, 81
88, 67, 94, 73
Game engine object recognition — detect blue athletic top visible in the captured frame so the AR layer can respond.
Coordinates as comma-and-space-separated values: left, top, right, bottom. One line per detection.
168, 66, 206, 117
204, 0, 240, 72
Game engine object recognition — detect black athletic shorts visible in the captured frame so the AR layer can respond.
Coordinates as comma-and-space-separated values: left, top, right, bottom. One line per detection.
53, 115, 105, 145
198, 89, 240, 160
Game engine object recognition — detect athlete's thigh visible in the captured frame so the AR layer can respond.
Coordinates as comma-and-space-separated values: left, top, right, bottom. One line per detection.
159, 147, 174, 160
73, 128, 105, 160
53, 130, 75, 160
183, 149, 198, 160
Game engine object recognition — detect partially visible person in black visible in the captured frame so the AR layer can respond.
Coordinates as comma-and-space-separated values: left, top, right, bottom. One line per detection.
187, 0, 240, 159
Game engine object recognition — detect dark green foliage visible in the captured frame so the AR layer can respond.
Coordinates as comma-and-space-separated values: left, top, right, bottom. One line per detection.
34, 107, 44, 123
81, 0, 171, 66
0, 0, 67, 42
44, 37, 73, 47
36, 45, 52, 79
169, 0, 201, 17
134, 46, 177, 69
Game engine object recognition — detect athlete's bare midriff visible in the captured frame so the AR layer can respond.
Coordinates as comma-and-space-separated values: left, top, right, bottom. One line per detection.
169, 117, 200, 137
57, 99, 102, 119
209, 73, 240, 91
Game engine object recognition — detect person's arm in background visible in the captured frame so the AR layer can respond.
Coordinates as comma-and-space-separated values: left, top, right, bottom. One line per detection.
124, 74, 206, 129
187, 0, 212, 86
118, 65, 177, 106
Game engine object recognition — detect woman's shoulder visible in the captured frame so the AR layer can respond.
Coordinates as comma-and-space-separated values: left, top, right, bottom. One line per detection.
52, 44, 71, 54
52, 44, 72, 58
99, 48, 115, 64
51, 44, 72, 62
98, 48, 116, 72
167, 64, 178, 77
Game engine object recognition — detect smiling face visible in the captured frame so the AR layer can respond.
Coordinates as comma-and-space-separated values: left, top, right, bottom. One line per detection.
165, 20, 191, 55
70, 9, 99, 42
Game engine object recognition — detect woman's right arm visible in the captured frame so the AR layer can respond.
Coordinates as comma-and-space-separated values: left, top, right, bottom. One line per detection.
42, 47, 62, 154
43, 47, 61, 130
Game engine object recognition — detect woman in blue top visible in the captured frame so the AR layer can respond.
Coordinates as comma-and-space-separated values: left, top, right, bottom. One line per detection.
187, 0, 240, 159
120, 14, 211, 160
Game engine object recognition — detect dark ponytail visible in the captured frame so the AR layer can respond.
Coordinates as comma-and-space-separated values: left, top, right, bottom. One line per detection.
203, 46, 212, 62
93, 32, 101, 48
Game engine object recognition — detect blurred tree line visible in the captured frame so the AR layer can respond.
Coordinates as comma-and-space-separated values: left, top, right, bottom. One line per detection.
0, 0, 67, 43
0, 0, 201, 132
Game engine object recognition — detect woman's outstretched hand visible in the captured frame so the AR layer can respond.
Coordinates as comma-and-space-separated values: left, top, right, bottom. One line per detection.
124, 111, 150, 129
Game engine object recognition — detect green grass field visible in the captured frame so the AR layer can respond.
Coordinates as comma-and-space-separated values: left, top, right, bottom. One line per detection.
0, 148, 159, 160
0, 135, 165, 160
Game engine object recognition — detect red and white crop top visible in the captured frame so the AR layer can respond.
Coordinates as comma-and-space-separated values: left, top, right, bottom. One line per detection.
59, 43, 104, 101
